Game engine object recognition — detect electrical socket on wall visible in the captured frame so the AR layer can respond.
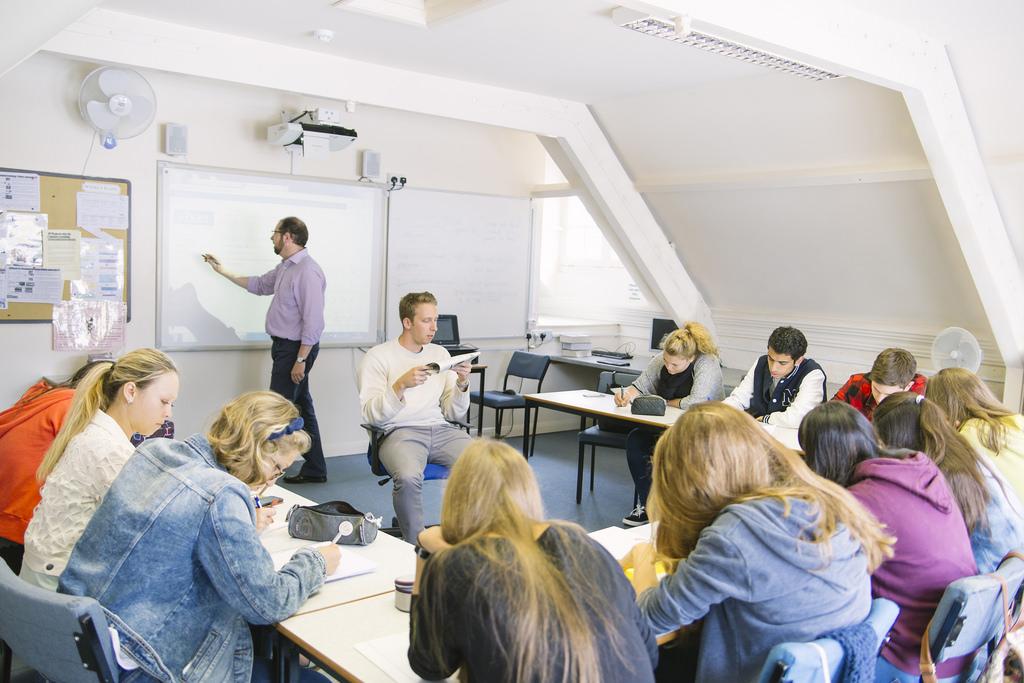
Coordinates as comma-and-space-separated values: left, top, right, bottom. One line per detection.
526, 330, 550, 349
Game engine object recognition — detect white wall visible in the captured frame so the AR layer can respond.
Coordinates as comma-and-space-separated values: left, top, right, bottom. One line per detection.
591, 72, 1006, 393
0, 51, 547, 455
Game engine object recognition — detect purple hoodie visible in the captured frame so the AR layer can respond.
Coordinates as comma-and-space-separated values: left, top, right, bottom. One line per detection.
850, 452, 978, 676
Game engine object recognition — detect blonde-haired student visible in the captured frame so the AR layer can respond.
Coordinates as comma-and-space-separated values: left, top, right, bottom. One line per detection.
21, 348, 179, 590
409, 439, 657, 683
622, 403, 892, 683
615, 322, 724, 525
927, 367, 1024, 502
61, 391, 337, 683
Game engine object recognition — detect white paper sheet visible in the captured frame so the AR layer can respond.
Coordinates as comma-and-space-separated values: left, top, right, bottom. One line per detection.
5, 266, 62, 304
0, 172, 40, 211
77, 191, 129, 231
0, 268, 7, 309
0, 211, 46, 268
44, 229, 81, 280
71, 238, 123, 301
588, 525, 655, 560
271, 544, 377, 583
52, 300, 126, 352
354, 632, 458, 683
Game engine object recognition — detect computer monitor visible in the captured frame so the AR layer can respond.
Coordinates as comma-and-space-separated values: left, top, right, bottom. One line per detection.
650, 317, 679, 351
434, 314, 460, 346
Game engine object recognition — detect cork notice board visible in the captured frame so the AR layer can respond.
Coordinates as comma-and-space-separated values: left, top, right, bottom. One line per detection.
0, 168, 130, 322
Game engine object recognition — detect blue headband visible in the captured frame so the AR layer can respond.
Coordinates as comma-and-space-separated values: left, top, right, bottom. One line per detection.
268, 417, 304, 441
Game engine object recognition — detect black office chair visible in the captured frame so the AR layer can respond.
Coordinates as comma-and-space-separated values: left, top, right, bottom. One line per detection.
575, 370, 640, 504
470, 351, 550, 458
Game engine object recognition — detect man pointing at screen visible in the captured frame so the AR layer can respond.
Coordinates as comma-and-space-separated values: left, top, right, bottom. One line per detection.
203, 216, 329, 483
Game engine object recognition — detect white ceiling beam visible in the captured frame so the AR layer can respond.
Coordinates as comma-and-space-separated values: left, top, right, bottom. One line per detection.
0, 0, 102, 79
636, 166, 933, 193
42, 8, 714, 333
629, 0, 1024, 409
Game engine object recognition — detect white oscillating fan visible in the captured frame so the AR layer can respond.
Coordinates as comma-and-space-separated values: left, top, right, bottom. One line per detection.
931, 326, 983, 372
78, 66, 156, 149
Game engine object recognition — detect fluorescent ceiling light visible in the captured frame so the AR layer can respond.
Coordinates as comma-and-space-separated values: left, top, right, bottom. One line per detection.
613, 7, 842, 81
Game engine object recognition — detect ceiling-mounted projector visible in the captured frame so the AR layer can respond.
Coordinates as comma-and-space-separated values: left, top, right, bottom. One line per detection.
267, 114, 357, 157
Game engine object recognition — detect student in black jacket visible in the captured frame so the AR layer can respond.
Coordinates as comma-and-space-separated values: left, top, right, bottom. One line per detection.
408, 439, 658, 683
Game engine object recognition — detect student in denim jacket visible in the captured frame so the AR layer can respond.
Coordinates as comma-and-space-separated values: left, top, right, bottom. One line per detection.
874, 392, 1024, 573
61, 391, 340, 683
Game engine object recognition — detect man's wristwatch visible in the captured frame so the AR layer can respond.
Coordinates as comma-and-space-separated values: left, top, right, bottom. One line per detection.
295, 356, 306, 364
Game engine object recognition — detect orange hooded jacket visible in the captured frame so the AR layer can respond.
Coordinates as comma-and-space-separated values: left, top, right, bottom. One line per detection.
0, 381, 74, 544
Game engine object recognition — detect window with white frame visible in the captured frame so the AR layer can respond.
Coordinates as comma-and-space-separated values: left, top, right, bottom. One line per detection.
536, 195, 658, 322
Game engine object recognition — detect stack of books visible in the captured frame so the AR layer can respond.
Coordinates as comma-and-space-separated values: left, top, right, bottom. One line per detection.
560, 334, 592, 358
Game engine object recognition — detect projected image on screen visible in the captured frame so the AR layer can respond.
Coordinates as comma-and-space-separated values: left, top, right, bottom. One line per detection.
159, 164, 384, 350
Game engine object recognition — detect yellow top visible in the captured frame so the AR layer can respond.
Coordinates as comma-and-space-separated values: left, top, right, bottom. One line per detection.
960, 414, 1024, 503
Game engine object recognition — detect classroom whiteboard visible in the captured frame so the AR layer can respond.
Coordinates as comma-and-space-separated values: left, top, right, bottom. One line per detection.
157, 163, 385, 350
386, 188, 532, 339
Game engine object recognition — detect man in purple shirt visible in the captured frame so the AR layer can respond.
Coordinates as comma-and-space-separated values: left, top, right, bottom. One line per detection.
203, 216, 329, 483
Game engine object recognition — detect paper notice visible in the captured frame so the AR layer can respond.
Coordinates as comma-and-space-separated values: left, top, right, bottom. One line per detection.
52, 300, 126, 352
0, 173, 40, 212
77, 192, 129, 232
44, 230, 81, 280
71, 238, 123, 301
0, 211, 46, 268
0, 268, 7, 310
5, 267, 63, 304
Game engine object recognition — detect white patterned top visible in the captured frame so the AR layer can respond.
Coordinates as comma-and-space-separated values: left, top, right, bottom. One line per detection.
22, 410, 135, 579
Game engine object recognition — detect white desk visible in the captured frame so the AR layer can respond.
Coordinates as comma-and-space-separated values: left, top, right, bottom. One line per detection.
262, 485, 415, 617
522, 390, 800, 500
276, 525, 661, 683
277, 593, 415, 683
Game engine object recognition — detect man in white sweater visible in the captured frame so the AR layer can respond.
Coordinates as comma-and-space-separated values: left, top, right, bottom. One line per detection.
357, 292, 473, 541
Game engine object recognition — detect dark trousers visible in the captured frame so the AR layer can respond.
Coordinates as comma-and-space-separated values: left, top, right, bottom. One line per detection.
625, 429, 662, 507
270, 337, 326, 478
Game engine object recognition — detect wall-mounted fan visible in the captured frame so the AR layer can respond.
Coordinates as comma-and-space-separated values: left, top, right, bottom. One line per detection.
931, 326, 983, 373
78, 66, 156, 149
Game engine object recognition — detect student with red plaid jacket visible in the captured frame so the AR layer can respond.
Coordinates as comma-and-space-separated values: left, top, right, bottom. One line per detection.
832, 347, 927, 421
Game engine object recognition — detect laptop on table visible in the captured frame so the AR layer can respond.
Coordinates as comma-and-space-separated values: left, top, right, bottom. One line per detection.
434, 314, 478, 355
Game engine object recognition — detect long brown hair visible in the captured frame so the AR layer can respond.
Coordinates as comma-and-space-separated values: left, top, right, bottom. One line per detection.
37, 348, 178, 481
927, 368, 1018, 454
873, 392, 990, 531
425, 439, 628, 683
648, 403, 892, 571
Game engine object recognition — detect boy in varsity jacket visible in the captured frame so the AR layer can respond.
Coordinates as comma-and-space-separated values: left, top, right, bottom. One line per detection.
723, 326, 826, 429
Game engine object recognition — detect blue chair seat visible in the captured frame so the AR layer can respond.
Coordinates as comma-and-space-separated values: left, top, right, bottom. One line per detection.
470, 390, 526, 409
468, 351, 550, 458
578, 425, 630, 449
757, 597, 899, 683
574, 369, 640, 504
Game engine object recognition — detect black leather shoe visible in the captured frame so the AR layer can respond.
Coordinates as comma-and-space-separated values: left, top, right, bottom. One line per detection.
282, 474, 327, 484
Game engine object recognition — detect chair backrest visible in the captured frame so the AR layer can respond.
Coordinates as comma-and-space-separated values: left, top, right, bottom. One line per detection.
0, 559, 119, 682
596, 370, 641, 393
757, 598, 899, 683
504, 352, 550, 387
929, 551, 1024, 662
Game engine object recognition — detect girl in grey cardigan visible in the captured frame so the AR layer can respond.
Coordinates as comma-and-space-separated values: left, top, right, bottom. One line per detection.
617, 322, 724, 525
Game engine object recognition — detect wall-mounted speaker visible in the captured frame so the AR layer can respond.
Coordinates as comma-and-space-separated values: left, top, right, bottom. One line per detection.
361, 150, 382, 180
164, 123, 188, 156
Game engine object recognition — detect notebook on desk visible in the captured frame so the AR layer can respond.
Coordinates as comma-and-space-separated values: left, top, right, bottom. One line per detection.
434, 314, 478, 355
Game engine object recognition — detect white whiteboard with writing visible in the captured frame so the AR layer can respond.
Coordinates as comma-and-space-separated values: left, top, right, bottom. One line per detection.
386, 188, 532, 339
157, 163, 385, 350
